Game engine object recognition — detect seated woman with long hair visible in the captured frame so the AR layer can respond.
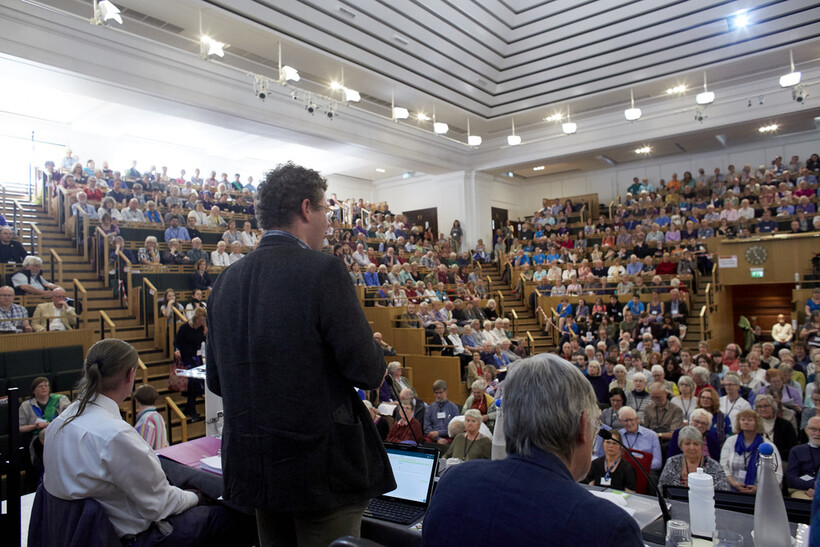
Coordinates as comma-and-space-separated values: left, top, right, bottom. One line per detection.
720, 408, 783, 493
43, 339, 252, 544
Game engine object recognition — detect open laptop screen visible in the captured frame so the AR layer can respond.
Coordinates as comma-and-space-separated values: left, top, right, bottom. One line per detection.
382, 444, 438, 504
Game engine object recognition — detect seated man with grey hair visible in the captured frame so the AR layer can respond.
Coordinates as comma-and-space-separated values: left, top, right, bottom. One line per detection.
12, 256, 57, 296
423, 354, 642, 546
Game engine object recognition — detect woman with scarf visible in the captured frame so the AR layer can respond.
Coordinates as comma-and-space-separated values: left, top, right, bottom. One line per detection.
721, 409, 783, 493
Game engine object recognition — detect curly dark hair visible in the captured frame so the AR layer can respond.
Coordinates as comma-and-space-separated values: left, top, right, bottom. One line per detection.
255, 162, 327, 230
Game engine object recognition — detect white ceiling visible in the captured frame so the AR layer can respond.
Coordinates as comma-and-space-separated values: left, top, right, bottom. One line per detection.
1, 0, 819, 182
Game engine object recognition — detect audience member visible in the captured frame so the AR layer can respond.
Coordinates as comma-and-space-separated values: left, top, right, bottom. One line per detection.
133, 384, 168, 450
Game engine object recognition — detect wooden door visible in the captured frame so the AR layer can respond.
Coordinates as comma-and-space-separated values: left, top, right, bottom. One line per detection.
403, 207, 438, 238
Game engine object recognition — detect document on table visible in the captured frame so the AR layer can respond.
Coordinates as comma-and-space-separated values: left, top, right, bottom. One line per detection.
589, 489, 664, 529
200, 455, 222, 475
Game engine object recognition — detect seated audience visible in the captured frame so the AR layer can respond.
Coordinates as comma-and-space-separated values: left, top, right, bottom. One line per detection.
442, 409, 492, 461
721, 408, 783, 492
755, 393, 798, 462
12, 256, 57, 295
211, 240, 230, 266
659, 426, 730, 491
189, 259, 212, 292
0, 226, 28, 263
618, 406, 662, 473
786, 416, 820, 499
31, 286, 77, 331
462, 379, 497, 430
0, 284, 32, 332
44, 339, 249, 544
423, 380, 460, 445
667, 407, 721, 460
586, 429, 637, 492
386, 400, 424, 444
363, 400, 389, 440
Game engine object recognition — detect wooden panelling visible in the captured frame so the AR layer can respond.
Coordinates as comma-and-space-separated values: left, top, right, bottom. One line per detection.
715, 233, 820, 286
403, 354, 465, 405
390, 328, 426, 355
729, 284, 793, 344
793, 288, 816, 325
1, 328, 96, 354
708, 286, 735, 351
363, 306, 401, 337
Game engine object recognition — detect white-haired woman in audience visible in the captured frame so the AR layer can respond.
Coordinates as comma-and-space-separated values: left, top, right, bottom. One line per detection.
211, 240, 230, 267
483, 299, 499, 321
659, 426, 729, 491
228, 241, 244, 264
462, 379, 497, 430
378, 361, 412, 404
137, 236, 159, 265
667, 407, 720, 460
443, 409, 492, 461
609, 364, 634, 393
671, 375, 697, 421
585, 429, 637, 492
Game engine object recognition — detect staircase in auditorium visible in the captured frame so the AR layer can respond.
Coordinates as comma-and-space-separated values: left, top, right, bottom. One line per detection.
484, 268, 552, 354
12, 195, 207, 441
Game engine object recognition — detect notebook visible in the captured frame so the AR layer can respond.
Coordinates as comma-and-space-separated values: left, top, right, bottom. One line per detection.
364, 443, 439, 526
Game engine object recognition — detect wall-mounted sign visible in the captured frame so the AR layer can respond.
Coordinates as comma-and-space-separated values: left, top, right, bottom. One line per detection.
718, 255, 738, 268
750, 268, 764, 279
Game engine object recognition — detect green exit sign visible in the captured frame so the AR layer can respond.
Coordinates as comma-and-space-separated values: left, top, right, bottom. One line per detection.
750, 268, 764, 278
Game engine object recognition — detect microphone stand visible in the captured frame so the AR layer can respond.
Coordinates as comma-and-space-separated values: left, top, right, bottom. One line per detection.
597, 429, 671, 531
384, 375, 425, 447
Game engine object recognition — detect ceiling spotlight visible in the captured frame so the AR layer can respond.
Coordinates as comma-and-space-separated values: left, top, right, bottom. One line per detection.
544, 113, 563, 122
730, 10, 750, 30
392, 107, 409, 120
533, 165, 545, 171
562, 105, 577, 134
201, 36, 226, 58
91, 0, 122, 25
253, 75, 270, 101
694, 110, 705, 123
665, 85, 687, 95
507, 119, 521, 146
792, 85, 807, 103
326, 107, 336, 120
635, 146, 652, 154
433, 122, 449, 135
330, 81, 343, 91
280, 65, 300, 82
696, 72, 715, 105
343, 88, 361, 102
375, 168, 386, 173
416, 113, 430, 122
466, 118, 482, 147
779, 50, 801, 88
306, 102, 317, 115
758, 124, 778, 133
625, 89, 641, 121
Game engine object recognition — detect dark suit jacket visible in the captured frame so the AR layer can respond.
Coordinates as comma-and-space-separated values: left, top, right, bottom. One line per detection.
428, 332, 453, 356
786, 444, 820, 491
423, 448, 643, 546
205, 233, 395, 511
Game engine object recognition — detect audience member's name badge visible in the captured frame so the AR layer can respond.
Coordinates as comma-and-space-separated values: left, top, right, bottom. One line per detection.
736, 470, 746, 481
600, 475, 612, 486
437, 411, 446, 419
800, 474, 815, 482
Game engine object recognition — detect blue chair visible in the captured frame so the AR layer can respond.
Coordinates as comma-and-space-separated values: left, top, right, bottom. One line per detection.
27, 483, 121, 547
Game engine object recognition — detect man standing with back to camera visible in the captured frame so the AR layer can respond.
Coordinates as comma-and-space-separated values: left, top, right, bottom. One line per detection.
206, 162, 395, 546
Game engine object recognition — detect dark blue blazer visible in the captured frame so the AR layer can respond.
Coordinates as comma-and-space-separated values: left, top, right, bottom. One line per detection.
423, 448, 643, 546
786, 444, 820, 491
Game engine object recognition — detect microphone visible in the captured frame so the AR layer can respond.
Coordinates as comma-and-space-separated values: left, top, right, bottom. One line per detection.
597, 429, 671, 529
384, 375, 425, 447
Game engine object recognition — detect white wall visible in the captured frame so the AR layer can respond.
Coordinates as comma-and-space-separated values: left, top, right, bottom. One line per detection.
518, 131, 820, 205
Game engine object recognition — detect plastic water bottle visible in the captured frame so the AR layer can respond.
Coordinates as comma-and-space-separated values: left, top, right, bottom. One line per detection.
687, 467, 716, 537
753, 443, 791, 547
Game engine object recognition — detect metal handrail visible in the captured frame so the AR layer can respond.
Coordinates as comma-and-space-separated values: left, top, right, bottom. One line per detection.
165, 396, 188, 444
49, 248, 64, 285
72, 278, 88, 328
99, 310, 116, 340
485, 275, 492, 294
705, 282, 713, 313
0, 182, 6, 219
510, 308, 518, 334
699, 305, 711, 341
116, 250, 132, 309
526, 331, 535, 356
496, 290, 504, 317
712, 262, 719, 292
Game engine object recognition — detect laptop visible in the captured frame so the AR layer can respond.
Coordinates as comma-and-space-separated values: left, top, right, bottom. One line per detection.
364, 442, 439, 525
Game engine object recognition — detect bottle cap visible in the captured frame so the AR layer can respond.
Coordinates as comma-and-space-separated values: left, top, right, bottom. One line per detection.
687, 466, 714, 487
759, 443, 774, 456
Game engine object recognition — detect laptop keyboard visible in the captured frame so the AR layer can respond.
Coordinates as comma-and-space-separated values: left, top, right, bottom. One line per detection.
364, 498, 425, 525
